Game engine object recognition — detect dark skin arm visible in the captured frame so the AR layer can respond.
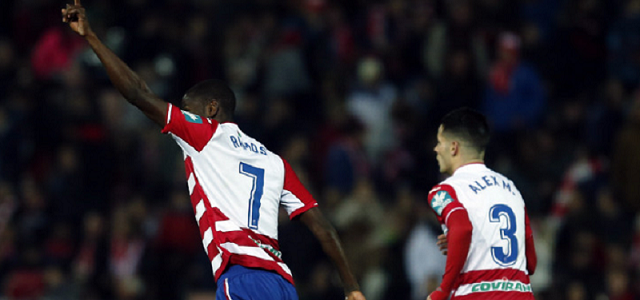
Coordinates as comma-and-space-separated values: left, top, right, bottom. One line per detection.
62, 0, 167, 126
299, 207, 366, 300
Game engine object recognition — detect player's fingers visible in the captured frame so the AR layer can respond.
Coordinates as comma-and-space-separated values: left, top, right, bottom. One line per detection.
65, 7, 80, 18
74, 0, 81, 6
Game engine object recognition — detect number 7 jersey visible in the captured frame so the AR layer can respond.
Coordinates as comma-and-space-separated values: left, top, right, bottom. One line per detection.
428, 163, 536, 299
161, 103, 318, 285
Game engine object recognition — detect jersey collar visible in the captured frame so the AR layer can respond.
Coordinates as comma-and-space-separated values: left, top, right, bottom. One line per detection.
453, 162, 486, 175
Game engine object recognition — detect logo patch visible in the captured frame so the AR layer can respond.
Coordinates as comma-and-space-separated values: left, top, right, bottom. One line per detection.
182, 111, 203, 124
431, 190, 453, 216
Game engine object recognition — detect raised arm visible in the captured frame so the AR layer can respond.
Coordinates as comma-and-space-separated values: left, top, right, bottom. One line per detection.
62, 0, 167, 126
298, 207, 366, 300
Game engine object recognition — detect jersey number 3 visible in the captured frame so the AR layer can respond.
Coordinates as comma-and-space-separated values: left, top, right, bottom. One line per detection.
239, 162, 264, 230
489, 204, 518, 266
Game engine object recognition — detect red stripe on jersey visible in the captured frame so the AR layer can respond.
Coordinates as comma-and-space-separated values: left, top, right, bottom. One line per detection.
453, 291, 534, 300
282, 159, 318, 219
162, 103, 218, 152
457, 268, 531, 286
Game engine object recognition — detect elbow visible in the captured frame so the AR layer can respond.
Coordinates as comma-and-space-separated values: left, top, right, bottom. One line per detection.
309, 219, 340, 246
123, 77, 152, 104
314, 223, 338, 243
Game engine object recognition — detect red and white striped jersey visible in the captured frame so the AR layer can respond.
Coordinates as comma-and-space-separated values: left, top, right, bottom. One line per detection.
428, 163, 534, 299
161, 103, 318, 284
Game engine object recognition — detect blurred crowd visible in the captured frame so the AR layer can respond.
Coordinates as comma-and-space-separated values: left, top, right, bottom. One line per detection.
1, 0, 640, 299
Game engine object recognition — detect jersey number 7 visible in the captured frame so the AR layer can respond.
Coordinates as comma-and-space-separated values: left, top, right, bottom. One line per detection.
239, 162, 264, 230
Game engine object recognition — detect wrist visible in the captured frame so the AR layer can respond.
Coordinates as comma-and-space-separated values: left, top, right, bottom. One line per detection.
84, 30, 98, 41
429, 288, 448, 300
344, 285, 360, 295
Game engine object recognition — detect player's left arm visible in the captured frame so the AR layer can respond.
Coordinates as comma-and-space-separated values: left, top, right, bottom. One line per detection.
299, 207, 365, 300
524, 208, 537, 275
279, 159, 364, 299
62, 0, 166, 127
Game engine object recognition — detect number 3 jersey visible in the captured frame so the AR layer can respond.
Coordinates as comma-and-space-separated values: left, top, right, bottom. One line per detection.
161, 103, 318, 285
428, 163, 536, 299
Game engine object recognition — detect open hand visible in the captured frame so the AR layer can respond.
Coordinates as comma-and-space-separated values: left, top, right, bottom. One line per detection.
61, 0, 92, 36
436, 234, 448, 255
346, 291, 366, 300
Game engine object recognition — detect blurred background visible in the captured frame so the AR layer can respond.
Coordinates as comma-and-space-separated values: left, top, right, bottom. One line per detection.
0, 0, 639, 299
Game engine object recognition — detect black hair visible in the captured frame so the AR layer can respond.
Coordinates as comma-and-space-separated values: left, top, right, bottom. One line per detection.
440, 107, 490, 152
185, 79, 236, 118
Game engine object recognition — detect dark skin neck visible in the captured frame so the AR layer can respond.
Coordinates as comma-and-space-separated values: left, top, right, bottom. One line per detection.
199, 100, 233, 123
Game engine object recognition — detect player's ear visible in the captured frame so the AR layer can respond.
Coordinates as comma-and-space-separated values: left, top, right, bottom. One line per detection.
206, 100, 219, 118
450, 141, 459, 156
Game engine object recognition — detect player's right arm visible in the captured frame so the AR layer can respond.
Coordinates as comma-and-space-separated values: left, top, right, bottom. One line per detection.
427, 184, 473, 300
62, 0, 167, 127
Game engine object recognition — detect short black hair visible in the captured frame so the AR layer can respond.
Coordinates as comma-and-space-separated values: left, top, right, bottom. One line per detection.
185, 79, 236, 117
441, 107, 490, 152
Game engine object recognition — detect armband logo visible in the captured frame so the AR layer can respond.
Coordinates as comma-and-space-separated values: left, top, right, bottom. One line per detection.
182, 111, 203, 124
431, 190, 453, 216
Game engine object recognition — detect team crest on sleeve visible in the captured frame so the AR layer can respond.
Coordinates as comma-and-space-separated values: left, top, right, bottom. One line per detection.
431, 190, 454, 216
182, 111, 203, 124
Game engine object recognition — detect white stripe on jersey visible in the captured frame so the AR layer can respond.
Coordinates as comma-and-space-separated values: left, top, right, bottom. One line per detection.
211, 251, 223, 275
454, 279, 532, 296
195, 200, 206, 222
202, 228, 213, 254
277, 262, 292, 276
220, 242, 274, 261
280, 190, 305, 216
187, 173, 196, 195
215, 220, 240, 232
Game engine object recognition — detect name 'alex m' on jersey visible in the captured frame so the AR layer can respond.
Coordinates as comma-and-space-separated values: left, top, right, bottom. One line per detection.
468, 174, 516, 196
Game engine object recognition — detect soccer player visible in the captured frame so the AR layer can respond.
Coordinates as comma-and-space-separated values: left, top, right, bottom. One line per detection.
61, 2, 366, 300
426, 108, 536, 300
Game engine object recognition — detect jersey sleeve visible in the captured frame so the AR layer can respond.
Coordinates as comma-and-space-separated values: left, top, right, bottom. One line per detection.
161, 103, 219, 152
430, 208, 473, 300
427, 183, 473, 300
280, 159, 319, 219
427, 184, 466, 226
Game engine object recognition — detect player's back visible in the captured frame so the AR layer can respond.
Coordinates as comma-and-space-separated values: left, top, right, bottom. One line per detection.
193, 122, 285, 239
442, 163, 533, 298
162, 104, 317, 285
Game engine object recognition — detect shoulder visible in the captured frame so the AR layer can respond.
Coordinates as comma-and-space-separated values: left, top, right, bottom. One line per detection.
427, 183, 460, 217
162, 104, 219, 152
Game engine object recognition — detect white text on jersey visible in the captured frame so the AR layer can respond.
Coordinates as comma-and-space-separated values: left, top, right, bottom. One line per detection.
468, 175, 516, 195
